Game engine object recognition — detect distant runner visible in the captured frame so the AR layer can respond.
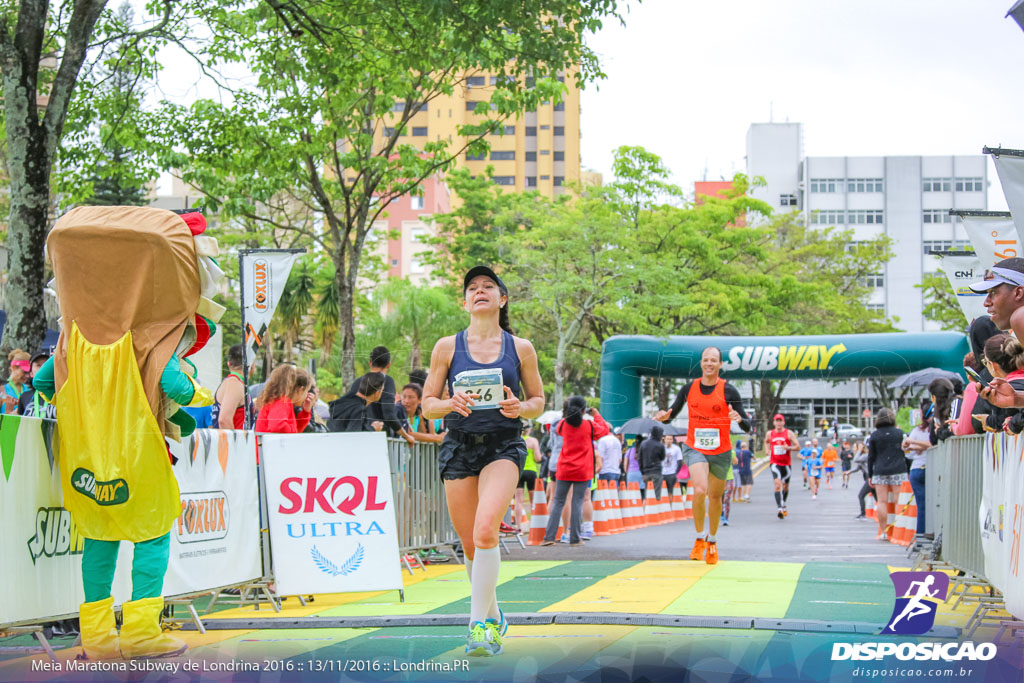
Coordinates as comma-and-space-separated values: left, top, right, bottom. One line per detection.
821, 442, 839, 490
655, 346, 751, 564
767, 415, 799, 519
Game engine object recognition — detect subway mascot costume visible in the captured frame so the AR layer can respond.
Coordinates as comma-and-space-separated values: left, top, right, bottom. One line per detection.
35, 206, 223, 659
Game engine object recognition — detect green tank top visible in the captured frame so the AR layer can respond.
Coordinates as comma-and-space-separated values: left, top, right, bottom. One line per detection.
523, 447, 539, 473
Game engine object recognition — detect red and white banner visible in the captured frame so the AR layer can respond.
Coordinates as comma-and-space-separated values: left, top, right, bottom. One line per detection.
261, 432, 402, 596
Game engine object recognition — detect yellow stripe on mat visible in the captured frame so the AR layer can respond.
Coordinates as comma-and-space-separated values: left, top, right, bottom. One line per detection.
540, 560, 714, 614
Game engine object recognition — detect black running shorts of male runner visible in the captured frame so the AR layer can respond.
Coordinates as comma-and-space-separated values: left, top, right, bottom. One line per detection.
438, 430, 526, 480
770, 464, 792, 483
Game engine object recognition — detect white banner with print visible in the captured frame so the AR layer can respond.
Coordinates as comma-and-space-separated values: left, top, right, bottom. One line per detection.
959, 212, 1020, 267
163, 429, 261, 594
937, 254, 988, 323
981, 433, 1024, 619
261, 432, 402, 596
993, 154, 1024, 239
240, 249, 302, 360
0, 419, 261, 627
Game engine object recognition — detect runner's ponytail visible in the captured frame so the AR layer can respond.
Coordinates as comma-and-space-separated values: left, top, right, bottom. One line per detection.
499, 301, 514, 335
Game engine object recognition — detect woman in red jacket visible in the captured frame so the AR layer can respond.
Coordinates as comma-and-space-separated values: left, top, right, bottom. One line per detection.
541, 396, 609, 546
255, 365, 314, 434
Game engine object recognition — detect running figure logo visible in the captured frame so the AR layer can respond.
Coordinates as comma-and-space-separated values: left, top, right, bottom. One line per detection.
881, 571, 949, 635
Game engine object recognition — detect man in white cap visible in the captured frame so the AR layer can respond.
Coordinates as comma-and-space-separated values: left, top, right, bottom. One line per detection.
969, 258, 1024, 408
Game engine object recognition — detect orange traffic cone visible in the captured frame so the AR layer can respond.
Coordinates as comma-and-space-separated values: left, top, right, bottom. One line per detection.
609, 482, 624, 533
889, 481, 915, 546
526, 479, 549, 546
626, 482, 643, 528
670, 483, 685, 522
866, 493, 877, 520
643, 482, 659, 526
658, 482, 671, 524
683, 487, 694, 521
593, 481, 611, 536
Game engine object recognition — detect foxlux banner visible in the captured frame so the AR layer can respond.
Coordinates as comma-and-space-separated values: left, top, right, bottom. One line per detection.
261, 432, 402, 596
981, 432, 1024, 620
240, 250, 302, 361
0, 418, 261, 627
937, 254, 987, 323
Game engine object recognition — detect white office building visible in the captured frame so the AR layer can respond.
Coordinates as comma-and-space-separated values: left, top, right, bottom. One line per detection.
739, 123, 986, 432
746, 122, 987, 333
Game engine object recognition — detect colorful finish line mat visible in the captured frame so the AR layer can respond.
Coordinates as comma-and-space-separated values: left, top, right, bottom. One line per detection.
2, 560, 1021, 682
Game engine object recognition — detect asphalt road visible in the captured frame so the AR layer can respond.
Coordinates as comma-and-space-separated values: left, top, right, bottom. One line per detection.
504, 464, 912, 565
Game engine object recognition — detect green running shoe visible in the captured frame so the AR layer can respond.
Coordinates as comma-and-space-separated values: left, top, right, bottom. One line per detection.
485, 608, 508, 637
465, 621, 502, 656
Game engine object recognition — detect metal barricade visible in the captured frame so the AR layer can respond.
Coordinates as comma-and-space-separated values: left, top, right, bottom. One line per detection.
929, 435, 987, 578
386, 439, 458, 553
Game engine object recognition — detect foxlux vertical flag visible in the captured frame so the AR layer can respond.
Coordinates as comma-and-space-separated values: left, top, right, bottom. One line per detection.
993, 153, 1024, 240
937, 254, 987, 323
958, 212, 1019, 267
240, 250, 302, 360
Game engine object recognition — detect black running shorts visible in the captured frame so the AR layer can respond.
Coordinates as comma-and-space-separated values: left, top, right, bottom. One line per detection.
770, 464, 792, 483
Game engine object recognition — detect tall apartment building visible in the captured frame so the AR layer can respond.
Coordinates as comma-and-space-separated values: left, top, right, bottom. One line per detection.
384, 70, 582, 199
746, 122, 987, 332
374, 70, 582, 282
737, 123, 988, 431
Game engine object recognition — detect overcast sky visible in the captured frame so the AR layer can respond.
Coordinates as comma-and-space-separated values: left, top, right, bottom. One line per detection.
581, 0, 1024, 208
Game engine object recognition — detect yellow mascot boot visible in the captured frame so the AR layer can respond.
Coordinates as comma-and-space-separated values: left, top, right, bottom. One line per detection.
78, 597, 120, 660
119, 597, 187, 659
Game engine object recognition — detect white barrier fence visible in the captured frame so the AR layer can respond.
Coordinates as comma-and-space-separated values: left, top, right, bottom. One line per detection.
1, 419, 400, 629
0, 418, 262, 627
981, 433, 1024, 619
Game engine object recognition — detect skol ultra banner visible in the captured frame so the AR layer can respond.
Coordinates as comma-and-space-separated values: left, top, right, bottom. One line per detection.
937, 253, 987, 323
0, 418, 261, 627
240, 249, 302, 362
261, 432, 402, 596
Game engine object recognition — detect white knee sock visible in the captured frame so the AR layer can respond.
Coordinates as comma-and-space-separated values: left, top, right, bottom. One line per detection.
464, 555, 500, 622
465, 557, 473, 582
469, 546, 501, 625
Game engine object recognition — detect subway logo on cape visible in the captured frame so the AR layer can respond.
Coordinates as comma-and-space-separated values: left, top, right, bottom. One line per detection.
71, 468, 129, 506
722, 343, 847, 372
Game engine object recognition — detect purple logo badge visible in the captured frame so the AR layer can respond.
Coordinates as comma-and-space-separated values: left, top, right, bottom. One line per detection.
881, 571, 949, 635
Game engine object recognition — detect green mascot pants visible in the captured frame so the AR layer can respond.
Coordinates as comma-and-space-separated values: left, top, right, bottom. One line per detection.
82, 533, 170, 603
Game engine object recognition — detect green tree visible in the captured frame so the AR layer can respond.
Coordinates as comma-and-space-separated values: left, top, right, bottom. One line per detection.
77, 2, 153, 207
358, 278, 465, 379
153, 1, 622, 384
498, 187, 629, 406
0, 0, 324, 354
918, 271, 966, 331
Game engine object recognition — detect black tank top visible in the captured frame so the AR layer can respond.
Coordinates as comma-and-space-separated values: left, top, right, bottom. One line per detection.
445, 329, 522, 433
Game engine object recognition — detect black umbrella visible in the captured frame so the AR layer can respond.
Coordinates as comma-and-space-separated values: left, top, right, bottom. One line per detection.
619, 416, 683, 436
887, 368, 963, 389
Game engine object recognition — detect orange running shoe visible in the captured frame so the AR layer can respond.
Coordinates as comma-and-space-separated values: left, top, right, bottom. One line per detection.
689, 537, 707, 560
705, 541, 719, 565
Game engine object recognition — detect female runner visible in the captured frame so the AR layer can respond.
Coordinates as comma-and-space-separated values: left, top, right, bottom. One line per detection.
422, 266, 545, 657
